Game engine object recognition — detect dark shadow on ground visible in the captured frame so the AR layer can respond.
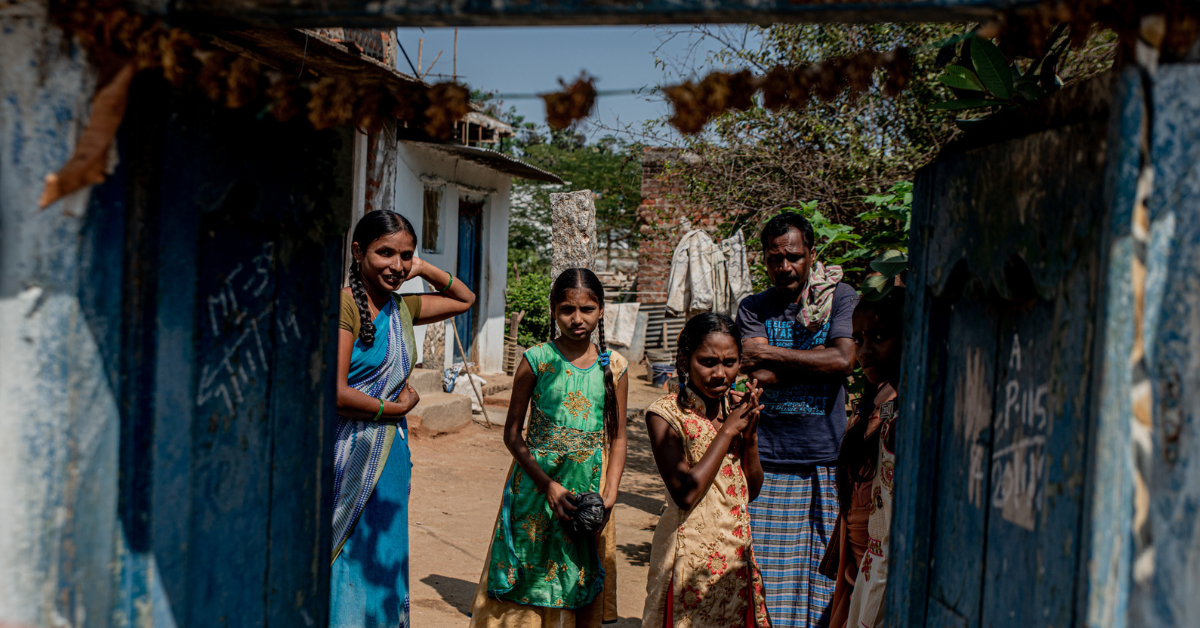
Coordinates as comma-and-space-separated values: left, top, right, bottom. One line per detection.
623, 414, 659, 476
617, 490, 665, 516
618, 541, 653, 567
421, 574, 476, 616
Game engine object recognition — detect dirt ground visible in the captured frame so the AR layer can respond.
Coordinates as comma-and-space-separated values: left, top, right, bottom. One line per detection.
409, 369, 669, 627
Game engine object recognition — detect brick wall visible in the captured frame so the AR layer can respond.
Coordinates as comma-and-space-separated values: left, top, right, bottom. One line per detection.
636, 147, 722, 303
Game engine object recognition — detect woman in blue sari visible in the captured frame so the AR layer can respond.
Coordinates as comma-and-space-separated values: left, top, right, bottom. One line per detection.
332, 210, 475, 628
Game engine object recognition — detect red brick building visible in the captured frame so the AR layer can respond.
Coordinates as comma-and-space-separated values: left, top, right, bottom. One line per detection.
635, 147, 724, 303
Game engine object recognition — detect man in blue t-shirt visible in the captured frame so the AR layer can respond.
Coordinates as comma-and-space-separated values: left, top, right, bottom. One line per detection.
737, 212, 857, 628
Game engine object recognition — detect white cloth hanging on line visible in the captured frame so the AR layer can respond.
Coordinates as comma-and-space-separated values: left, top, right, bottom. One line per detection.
603, 302, 641, 347
665, 228, 752, 320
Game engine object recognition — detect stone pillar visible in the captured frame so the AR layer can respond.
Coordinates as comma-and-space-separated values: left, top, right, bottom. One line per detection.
423, 320, 446, 371
550, 190, 597, 280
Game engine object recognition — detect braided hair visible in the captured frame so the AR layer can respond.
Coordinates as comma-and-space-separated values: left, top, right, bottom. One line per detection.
349, 210, 417, 344
548, 268, 619, 443
673, 312, 742, 412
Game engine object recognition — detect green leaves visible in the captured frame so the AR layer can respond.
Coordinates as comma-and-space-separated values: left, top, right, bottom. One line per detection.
870, 249, 909, 276
1015, 81, 1047, 102
931, 99, 998, 111
505, 270, 553, 347
861, 273, 895, 301
971, 36, 1013, 100
862, 249, 908, 301
938, 65, 985, 92
751, 181, 912, 291
929, 25, 1091, 127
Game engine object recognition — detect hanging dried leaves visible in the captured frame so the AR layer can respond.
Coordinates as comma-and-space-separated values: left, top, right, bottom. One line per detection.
42, 0, 478, 208
665, 49, 913, 135
38, 61, 136, 209
423, 82, 473, 138
662, 0, 1200, 135
541, 74, 598, 130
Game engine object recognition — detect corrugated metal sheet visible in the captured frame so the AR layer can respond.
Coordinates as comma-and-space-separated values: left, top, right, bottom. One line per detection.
408, 141, 565, 184
640, 301, 684, 355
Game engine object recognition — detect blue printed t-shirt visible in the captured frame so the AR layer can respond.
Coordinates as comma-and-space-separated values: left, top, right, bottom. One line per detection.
736, 283, 858, 467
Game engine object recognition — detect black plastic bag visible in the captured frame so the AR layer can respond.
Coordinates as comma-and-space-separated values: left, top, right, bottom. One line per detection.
565, 491, 606, 537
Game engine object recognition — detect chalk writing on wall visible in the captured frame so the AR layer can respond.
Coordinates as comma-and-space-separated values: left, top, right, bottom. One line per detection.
991, 332, 1050, 531
196, 242, 302, 414
955, 348, 993, 510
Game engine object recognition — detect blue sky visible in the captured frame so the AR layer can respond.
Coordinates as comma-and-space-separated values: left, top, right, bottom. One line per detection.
393, 26, 744, 141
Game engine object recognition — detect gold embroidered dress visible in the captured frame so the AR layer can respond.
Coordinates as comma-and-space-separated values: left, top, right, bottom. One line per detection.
470, 343, 626, 627
642, 393, 771, 628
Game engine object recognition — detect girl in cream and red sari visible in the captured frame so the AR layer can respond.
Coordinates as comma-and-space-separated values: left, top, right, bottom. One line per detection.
332, 210, 475, 628
821, 287, 904, 628
642, 312, 771, 628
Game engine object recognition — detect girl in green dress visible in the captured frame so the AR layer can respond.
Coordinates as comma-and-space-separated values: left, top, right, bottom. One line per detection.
469, 268, 629, 628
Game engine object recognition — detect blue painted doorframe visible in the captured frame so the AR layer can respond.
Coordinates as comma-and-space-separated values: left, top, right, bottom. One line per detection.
892, 69, 1142, 628
890, 65, 1200, 628
1129, 63, 1200, 626
453, 197, 484, 363
102, 78, 347, 628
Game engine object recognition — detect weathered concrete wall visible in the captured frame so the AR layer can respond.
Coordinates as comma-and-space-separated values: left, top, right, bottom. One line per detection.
0, 4, 117, 626
395, 141, 511, 373
480, 179, 512, 373
365, 121, 398, 214
1129, 62, 1200, 627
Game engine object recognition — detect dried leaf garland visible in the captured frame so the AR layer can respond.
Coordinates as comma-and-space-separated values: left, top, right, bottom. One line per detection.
665, 48, 913, 134
663, 81, 707, 135
881, 48, 913, 98
663, 0, 1200, 134
38, 61, 136, 208
541, 74, 597, 130
308, 76, 357, 130
42, 0, 493, 209
423, 82, 471, 138
265, 72, 302, 123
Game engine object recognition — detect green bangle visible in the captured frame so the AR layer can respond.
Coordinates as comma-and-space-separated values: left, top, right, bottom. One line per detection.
373, 398, 384, 421
439, 275, 454, 293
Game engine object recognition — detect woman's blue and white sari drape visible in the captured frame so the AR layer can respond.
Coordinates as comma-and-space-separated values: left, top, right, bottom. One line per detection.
332, 295, 414, 558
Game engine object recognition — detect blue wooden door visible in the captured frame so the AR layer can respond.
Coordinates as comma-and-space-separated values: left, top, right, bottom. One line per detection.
454, 198, 484, 363
103, 79, 346, 628
892, 74, 1115, 627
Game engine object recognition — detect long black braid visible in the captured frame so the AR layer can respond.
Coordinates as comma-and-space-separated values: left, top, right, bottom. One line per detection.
349, 260, 376, 344
549, 268, 619, 443
349, 210, 418, 345
673, 312, 742, 413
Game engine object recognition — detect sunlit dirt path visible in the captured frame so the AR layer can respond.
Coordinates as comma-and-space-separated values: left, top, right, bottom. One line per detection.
408, 374, 669, 627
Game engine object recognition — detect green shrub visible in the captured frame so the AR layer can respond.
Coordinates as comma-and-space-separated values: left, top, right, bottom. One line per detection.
505, 271, 552, 348
747, 181, 913, 292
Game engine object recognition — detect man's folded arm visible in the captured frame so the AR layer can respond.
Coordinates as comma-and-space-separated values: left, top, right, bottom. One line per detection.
741, 337, 855, 385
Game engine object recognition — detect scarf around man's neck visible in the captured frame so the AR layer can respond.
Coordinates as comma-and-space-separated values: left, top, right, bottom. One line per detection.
795, 261, 843, 331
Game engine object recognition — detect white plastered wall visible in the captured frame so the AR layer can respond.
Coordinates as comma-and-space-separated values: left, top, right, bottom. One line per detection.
393, 142, 511, 373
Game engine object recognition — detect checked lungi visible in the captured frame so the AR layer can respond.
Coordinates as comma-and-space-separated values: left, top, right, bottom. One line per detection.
749, 465, 838, 628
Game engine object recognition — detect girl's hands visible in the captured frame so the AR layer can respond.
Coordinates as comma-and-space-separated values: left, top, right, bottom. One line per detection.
721, 379, 763, 438
545, 481, 578, 522
600, 494, 617, 528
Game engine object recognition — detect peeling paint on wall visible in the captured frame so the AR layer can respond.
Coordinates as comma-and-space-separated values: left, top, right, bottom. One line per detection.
0, 4, 118, 626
